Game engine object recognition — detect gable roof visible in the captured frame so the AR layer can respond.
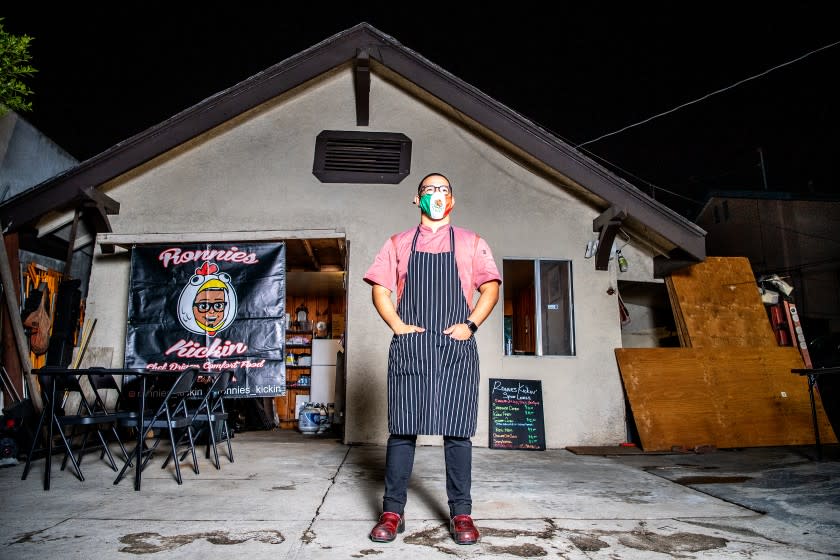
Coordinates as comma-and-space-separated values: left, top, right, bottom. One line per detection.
0, 22, 705, 266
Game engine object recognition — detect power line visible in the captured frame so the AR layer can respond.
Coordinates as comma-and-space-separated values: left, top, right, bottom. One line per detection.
575, 39, 840, 149
761, 219, 840, 245
577, 147, 704, 205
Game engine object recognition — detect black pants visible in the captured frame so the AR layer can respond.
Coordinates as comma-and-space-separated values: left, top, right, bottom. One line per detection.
382, 434, 472, 517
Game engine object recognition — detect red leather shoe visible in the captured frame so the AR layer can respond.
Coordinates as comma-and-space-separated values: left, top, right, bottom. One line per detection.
450, 514, 480, 545
369, 512, 405, 543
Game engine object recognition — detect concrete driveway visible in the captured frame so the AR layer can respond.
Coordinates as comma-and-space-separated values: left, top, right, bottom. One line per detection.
1, 429, 837, 559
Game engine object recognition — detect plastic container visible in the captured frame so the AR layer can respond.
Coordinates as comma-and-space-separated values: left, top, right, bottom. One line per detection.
298, 402, 321, 434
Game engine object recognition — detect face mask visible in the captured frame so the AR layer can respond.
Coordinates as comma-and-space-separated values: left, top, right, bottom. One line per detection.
418, 191, 453, 220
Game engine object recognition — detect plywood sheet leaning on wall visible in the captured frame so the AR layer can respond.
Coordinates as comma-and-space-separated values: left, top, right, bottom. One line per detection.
615, 346, 837, 451
665, 278, 690, 346
664, 256, 777, 348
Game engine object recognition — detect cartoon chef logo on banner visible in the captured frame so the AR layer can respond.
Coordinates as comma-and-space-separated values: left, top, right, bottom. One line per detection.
125, 242, 286, 398
177, 261, 238, 337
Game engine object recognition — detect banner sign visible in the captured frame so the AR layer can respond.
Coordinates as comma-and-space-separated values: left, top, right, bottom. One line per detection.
125, 242, 286, 397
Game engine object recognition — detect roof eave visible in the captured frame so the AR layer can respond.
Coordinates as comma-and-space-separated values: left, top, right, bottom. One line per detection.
0, 22, 705, 262
0, 23, 382, 231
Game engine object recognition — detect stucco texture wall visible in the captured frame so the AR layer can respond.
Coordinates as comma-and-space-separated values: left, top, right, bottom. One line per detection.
83, 67, 639, 448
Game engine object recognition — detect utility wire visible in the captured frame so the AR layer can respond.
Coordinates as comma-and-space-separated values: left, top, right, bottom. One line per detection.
760, 256, 840, 276
575, 39, 840, 149
759, 219, 840, 245
576, 146, 705, 205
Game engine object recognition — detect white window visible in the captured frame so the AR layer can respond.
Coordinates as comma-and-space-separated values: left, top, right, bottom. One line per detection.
503, 259, 575, 356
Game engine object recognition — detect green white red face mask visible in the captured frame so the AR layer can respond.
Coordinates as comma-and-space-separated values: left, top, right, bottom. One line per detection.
419, 192, 453, 220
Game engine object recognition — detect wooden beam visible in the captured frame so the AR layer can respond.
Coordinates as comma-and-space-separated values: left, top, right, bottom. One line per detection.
354, 49, 370, 126
337, 238, 347, 265
594, 220, 621, 271
63, 208, 81, 277
83, 201, 113, 234
97, 229, 346, 254
301, 239, 321, 271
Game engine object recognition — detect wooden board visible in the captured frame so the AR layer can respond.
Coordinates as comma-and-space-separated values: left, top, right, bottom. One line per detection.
666, 257, 777, 348
615, 346, 837, 451
665, 276, 690, 346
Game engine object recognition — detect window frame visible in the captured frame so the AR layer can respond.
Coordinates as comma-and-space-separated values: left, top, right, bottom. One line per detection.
503, 257, 576, 357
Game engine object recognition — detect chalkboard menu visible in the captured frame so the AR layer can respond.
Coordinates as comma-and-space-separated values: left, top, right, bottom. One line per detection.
489, 378, 546, 450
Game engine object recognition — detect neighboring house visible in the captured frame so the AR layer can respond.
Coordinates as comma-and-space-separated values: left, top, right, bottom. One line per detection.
0, 111, 84, 267
0, 111, 78, 201
696, 191, 840, 341
0, 23, 706, 448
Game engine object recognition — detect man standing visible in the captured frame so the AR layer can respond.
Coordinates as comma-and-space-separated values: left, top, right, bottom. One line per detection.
364, 172, 501, 545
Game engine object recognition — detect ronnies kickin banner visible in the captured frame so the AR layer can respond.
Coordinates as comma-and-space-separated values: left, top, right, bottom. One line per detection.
125, 242, 286, 397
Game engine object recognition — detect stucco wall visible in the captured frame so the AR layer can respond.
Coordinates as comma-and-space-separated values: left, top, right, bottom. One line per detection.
83, 67, 647, 448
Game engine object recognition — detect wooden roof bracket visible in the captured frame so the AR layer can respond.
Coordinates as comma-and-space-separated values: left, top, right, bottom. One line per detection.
81, 187, 120, 253
354, 48, 370, 126
593, 206, 627, 271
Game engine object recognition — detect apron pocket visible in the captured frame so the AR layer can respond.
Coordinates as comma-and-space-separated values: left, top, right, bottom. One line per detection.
439, 336, 478, 376
388, 332, 422, 377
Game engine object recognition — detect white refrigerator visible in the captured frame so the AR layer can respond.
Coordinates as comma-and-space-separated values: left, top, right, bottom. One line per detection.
310, 339, 342, 404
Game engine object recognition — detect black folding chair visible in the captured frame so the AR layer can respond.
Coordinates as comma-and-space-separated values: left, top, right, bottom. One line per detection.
86, 370, 137, 461
113, 368, 199, 486
22, 368, 125, 489
174, 370, 235, 470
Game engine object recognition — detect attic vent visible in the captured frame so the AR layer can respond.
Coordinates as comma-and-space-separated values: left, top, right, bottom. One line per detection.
313, 130, 411, 184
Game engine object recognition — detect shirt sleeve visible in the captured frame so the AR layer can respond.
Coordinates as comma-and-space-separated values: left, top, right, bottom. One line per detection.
472, 236, 502, 288
363, 238, 398, 292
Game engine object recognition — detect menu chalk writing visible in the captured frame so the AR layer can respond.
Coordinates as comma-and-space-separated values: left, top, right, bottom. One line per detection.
489, 378, 546, 450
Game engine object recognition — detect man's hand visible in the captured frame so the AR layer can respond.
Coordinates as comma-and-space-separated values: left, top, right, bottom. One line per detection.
443, 323, 473, 340
394, 323, 426, 335
442, 281, 500, 340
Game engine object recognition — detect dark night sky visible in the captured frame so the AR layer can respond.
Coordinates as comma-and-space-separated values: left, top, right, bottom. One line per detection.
4, 6, 839, 218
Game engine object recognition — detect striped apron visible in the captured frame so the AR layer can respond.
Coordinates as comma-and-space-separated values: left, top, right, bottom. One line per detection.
387, 226, 479, 437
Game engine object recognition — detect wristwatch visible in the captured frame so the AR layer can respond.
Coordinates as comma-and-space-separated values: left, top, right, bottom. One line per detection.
464, 320, 478, 334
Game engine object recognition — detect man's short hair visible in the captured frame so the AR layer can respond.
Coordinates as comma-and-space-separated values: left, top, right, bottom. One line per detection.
417, 172, 452, 194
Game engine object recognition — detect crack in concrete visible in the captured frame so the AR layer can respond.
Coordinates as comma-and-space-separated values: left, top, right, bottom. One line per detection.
11, 520, 72, 544
298, 444, 354, 546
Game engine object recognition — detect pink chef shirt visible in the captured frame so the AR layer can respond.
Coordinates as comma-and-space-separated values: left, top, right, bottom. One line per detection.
364, 224, 501, 310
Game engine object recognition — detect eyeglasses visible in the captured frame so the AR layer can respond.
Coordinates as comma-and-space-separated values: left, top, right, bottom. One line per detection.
193, 301, 227, 312
419, 184, 451, 195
